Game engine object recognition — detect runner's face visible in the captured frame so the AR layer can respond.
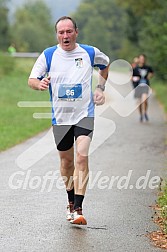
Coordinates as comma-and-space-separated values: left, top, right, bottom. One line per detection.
56, 20, 78, 51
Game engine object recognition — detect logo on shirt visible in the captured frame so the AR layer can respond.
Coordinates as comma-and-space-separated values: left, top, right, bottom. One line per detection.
75, 58, 83, 68
139, 69, 148, 78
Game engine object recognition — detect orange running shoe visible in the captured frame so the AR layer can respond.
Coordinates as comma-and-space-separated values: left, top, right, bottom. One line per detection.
70, 208, 87, 225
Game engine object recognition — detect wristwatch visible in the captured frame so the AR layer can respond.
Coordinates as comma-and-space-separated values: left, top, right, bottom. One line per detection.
96, 84, 105, 91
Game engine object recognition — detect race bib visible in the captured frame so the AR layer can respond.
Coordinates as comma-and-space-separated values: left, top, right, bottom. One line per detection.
58, 84, 82, 101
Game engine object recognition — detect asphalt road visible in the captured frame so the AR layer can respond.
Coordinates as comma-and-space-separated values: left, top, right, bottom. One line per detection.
0, 76, 166, 252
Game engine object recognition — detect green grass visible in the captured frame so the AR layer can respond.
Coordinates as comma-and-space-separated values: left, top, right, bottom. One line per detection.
0, 58, 51, 151
151, 78, 167, 114
151, 78, 167, 234
158, 181, 167, 234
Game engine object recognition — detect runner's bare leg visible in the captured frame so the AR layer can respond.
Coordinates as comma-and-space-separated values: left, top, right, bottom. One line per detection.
142, 94, 148, 114
74, 136, 91, 195
59, 147, 74, 190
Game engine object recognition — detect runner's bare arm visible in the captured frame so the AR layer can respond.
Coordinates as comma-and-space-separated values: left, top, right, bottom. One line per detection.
28, 76, 50, 91
147, 72, 154, 80
98, 64, 110, 88
94, 64, 110, 105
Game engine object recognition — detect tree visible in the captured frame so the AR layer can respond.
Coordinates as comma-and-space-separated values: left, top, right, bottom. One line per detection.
139, 5, 167, 80
0, 0, 10, 50
10, 0, 55, 52
118, 0, 167, 80
73, 0, 167, 80
82, 15, 111, 55
73, 0, 126, 60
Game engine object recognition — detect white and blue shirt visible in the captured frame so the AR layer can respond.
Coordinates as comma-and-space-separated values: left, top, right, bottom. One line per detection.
29, 43, 110, 125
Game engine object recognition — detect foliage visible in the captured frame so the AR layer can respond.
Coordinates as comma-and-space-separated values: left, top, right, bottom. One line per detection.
10, 0, 55, 52
0, 0, 10, 50
139, 8, 167, 80
73, 0, 126, 60
119, 0, 167, 80
1, 0, 166, 80
73, 0, 167, 80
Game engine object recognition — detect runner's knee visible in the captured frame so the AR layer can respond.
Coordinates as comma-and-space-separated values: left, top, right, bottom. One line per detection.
60, 153, 74, 170
76, 153, 88, 168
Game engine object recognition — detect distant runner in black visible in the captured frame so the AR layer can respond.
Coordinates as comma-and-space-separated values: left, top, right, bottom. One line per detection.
132, 54, 154, 122
131, 56, 139, 89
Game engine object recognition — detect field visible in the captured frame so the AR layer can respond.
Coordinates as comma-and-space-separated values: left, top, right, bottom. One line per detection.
0, 57, 51, 151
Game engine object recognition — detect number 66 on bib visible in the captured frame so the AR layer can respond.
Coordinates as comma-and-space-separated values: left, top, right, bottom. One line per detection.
58, 84, 82, 101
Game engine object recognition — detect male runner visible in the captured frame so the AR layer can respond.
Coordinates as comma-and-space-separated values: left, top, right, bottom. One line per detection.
28, 16, 110, 225
133, 54, 153, 122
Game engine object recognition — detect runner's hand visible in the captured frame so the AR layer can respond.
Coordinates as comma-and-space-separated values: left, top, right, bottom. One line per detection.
38, 76, 50, 91
94, 88, 105, 106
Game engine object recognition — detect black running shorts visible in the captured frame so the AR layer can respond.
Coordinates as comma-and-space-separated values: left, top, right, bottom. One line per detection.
134, 84, 149, 98
53, 117, 94, 151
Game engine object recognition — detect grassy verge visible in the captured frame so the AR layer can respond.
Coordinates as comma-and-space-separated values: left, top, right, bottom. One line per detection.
148, 182, 167, 249
147, 77, 167, 249
154, 77, 167, 235
151, 78, 167, 114
158, 182, 167, 234
0, 58, 51, 151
